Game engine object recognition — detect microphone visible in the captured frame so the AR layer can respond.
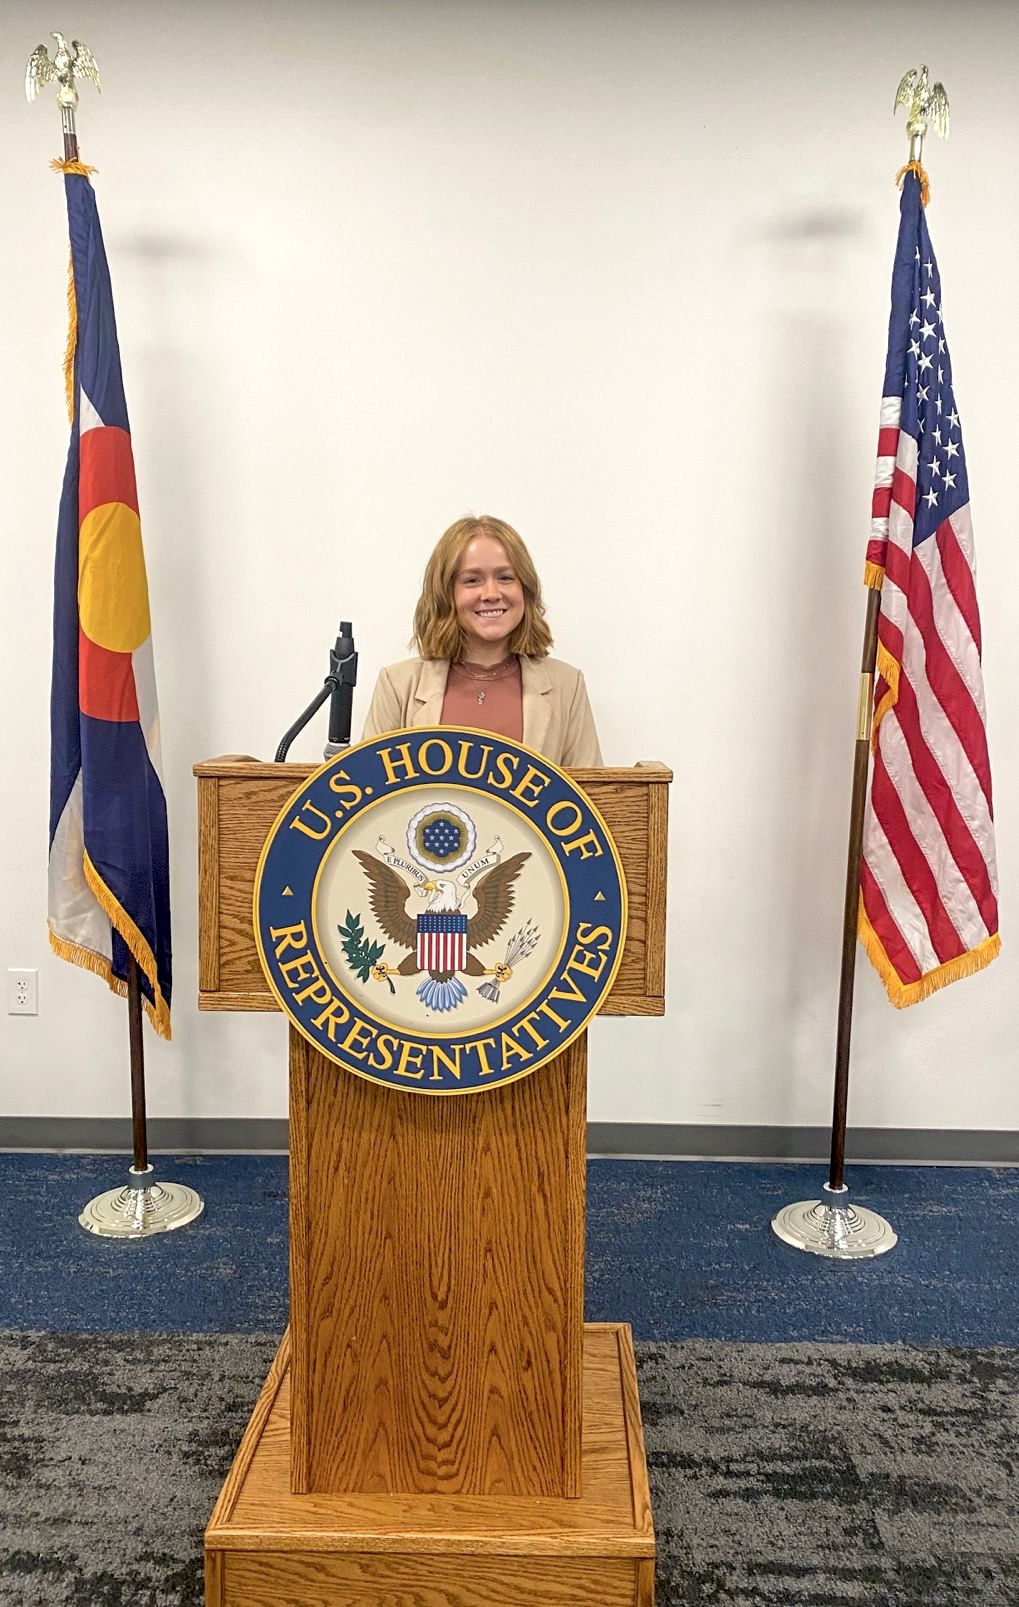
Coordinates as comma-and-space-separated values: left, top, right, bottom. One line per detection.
323, 621, 358, 759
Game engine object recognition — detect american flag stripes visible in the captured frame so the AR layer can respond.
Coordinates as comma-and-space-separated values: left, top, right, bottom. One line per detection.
860, 170, 999, 1006
416, 912, 468, 974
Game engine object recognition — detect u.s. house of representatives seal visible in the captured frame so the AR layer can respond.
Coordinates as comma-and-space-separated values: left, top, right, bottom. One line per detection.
253, 727, 626, 1095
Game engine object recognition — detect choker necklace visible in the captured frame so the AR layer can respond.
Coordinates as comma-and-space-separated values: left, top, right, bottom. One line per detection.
450, 657, 517, 705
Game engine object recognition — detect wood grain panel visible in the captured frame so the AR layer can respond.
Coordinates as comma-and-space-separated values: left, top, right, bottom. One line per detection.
591, 783, 648, 995
616, 1325, 654, 1539
217, 780, 296, 992
208, 1330, 293, 1531
290, 1032, 587, 1497
199, 990, 280, 1012
222, 1552, 639, 1606
598, 994, 665, 1017
203, 1549, 223, 1607
207, 1325, 654, 1552
197, 779, 220, 993
644, 783, 669, 998
288, 1057, 311, 1494
636, 1558, 656, 1607
194, 759, 670, 1016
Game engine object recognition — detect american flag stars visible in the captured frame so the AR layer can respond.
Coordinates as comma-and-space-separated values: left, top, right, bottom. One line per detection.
904, 246, 967, 532
861, 170, 998, 1004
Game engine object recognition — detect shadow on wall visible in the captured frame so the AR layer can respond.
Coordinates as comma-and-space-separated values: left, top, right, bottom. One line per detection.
754, 201, 870, 1107
758, 205, 867, 244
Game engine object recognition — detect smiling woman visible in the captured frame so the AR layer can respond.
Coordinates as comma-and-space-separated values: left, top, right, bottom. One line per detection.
361, 516, 603, 766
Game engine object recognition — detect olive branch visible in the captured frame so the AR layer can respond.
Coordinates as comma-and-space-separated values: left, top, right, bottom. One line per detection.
338, 910, 391, 990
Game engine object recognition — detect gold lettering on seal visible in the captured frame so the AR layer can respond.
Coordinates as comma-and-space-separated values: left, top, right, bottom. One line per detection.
289, 800, 335, 840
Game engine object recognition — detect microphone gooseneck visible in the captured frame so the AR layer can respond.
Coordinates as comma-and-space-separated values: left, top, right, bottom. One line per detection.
273, 619, 359, 763
324, 622, 358, 758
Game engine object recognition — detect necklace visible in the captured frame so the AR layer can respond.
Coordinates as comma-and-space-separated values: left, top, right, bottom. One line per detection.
450, 657, 517, 705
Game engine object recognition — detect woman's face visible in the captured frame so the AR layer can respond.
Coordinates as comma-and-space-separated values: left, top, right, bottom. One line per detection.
452, 534, 525, 657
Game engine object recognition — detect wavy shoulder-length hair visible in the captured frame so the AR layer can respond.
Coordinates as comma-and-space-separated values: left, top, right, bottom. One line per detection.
412, 515, 553, 662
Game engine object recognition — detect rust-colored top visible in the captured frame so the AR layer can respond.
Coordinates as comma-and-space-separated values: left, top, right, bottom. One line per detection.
440, 656, 523, 742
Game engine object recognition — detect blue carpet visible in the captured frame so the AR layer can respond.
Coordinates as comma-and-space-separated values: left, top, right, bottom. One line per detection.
585, 1159, 1019, 1346
1, 1152, 1017, 1345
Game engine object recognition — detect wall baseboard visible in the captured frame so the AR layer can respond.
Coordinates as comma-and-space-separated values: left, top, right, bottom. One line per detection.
586, 1123, 1019, 1165
1, 1117, 1017, 1165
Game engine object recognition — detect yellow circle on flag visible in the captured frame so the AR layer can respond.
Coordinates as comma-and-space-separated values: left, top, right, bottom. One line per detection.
78, 502, 151, 652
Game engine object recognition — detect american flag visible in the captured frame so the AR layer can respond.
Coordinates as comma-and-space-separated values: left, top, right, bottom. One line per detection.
416, 912, 468, 973
860, 169, 999, 1006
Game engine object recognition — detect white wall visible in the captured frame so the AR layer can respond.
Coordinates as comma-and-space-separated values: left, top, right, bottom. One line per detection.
2, 0, 1016, 1136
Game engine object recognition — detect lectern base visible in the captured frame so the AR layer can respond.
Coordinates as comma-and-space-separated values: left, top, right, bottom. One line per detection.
205, 1323, 655, 1607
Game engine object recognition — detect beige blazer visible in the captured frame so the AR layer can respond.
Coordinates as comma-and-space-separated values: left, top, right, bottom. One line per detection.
361, 656, 603, 768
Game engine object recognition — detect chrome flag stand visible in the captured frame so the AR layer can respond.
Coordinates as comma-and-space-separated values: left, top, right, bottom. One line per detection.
29, 36, 202, 1238
773, 68, 950, 1260
77, 959, 204, 1239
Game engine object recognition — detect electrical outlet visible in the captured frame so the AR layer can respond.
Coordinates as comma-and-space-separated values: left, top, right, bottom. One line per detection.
7, 969, 38, 1015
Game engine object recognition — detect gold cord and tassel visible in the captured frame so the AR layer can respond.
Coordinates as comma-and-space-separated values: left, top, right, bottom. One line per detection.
894, 159, 931, 207
49, 157, 97, 177
61, 254, 76, 423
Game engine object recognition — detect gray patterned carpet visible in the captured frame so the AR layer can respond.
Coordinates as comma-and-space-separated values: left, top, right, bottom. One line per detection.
2, 1331, 1017, 1606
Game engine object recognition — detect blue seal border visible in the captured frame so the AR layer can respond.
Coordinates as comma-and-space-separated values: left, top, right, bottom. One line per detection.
252, 726, 627, 1096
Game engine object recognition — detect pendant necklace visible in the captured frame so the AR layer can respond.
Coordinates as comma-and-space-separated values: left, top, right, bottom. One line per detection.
452, 657, 517, 706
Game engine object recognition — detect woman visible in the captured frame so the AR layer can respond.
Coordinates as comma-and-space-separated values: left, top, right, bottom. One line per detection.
361, 515, 603, 766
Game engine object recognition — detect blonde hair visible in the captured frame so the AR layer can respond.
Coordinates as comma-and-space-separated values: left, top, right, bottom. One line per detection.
413, 515, 553, 661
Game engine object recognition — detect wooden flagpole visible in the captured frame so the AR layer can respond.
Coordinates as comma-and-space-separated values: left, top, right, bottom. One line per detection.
770, 68, 948, 1258
827, 588, 881, 1193
28, 31, 203, 1237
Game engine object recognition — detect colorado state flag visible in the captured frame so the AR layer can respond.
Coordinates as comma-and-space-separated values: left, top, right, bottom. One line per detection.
48, 167, 171, 1036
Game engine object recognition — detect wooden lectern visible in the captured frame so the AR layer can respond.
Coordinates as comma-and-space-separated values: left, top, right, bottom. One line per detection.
197, 757, 670, 1607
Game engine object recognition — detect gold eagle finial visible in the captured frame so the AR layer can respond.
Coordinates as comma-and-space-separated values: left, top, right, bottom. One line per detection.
894, 65, 949, 145
25, 32, 101, 109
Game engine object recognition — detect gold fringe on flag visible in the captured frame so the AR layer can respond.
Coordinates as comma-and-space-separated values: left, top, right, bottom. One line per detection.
50, 159, 98, 423
871, 640, 900, 745
895, 160, 931, 208
858, 897, 1000, 1007
49, 930, 172, 1038
49, 852, 172, 1039
864, 560, 885, 590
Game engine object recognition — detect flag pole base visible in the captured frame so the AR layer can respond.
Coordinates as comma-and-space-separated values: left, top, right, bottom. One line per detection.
78, 1164, 205, 1238
771, 1182, 897, 1259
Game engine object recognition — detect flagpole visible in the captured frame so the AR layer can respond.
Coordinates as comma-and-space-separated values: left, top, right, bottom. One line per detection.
128, 956, 149, 1175
772, 66, 950, 1258
29, 34, 204, 1237
828, 587, 881, 1196
772, 588, 895, 1257
60, 83, 78, 162
79, 954, 204, 1239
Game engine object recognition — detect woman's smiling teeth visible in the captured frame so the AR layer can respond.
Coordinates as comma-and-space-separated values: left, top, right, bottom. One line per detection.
453, 533, 526, 658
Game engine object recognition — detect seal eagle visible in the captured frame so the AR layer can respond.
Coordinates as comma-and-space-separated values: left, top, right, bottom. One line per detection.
352, 848, 529, 1012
